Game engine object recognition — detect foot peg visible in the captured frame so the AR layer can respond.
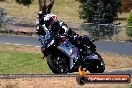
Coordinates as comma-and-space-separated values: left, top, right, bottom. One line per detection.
78, 65, 86, 76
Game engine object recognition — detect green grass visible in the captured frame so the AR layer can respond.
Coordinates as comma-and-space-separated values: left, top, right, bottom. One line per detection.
0, 50, 51, 74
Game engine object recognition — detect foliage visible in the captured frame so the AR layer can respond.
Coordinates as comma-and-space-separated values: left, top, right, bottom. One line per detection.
76, 0, 122, 24
127, 12, 132, 26
126, 12, 132, 36
126, 28, 132, 37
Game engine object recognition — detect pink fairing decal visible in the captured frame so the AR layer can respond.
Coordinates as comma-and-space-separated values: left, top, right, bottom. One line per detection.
70, 49, 77, 57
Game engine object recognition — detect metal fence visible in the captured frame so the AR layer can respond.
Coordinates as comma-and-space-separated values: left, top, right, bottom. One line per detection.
0, 16, 81, 36
0, 16, 123, 40
0, 16, 36, 36
79, 23, 122, 39
0, 16, 83, 36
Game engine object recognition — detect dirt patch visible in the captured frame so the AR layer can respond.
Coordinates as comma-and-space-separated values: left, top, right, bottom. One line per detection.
0, 44, 41, 53
0, 77, 131, 88
100, 53, 132, 70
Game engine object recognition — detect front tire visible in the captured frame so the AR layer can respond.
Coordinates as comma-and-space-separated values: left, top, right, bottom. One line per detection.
47, 54, 69, 74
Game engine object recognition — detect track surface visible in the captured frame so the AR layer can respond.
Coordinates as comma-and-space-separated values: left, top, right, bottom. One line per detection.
0, 68, 132, 79
0, 35, 132, 55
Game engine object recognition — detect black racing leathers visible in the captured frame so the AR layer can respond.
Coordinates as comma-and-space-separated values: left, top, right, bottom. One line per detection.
49, 21, 90, 56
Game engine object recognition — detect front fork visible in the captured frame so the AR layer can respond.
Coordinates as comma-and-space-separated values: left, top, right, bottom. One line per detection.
69, 55, 84, 72
39, 47, 45, 60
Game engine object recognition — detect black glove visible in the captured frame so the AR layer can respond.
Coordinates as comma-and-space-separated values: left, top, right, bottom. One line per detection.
36, 25, 46, 35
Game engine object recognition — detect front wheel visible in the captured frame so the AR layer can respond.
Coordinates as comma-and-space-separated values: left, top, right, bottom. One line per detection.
47, 54, 69, 74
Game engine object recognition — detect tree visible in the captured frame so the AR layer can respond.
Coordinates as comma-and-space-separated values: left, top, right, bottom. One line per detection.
15, 0, 34, 6
76, 0, 122, 24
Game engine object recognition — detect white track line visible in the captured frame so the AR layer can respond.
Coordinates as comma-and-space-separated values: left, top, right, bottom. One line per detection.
35, 46, 41, 48
14, 44, 21, 46
25, 45, 33, 47
4, 43, 11, 45
4, 43, 41, 48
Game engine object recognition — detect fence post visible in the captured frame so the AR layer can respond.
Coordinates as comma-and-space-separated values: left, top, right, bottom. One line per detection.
32, 21, 35, 37
16, 17, 19, 34
113, 24, 116, 41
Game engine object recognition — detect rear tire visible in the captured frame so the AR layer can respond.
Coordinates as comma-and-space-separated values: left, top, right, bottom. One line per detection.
87, 53, 105, 73
88, 63, 104, 73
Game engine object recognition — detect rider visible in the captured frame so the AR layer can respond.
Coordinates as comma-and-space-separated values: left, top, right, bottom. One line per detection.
36, 11, 89, 58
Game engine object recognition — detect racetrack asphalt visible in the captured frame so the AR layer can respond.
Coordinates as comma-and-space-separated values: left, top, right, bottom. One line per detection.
0, 35, 131, 56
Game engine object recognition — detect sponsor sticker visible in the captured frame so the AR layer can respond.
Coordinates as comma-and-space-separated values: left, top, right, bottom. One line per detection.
76, 66, 131, 85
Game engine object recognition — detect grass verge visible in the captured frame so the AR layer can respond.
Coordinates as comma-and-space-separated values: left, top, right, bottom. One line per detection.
0, 44, 51, 74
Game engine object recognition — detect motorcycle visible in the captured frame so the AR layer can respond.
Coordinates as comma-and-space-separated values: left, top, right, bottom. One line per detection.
38, 30, 105, 74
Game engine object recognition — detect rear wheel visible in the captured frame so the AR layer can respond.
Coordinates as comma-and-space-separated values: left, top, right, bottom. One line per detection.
88, 62, 104, 73
47, 54, 69, 74
87, 53, 105, 73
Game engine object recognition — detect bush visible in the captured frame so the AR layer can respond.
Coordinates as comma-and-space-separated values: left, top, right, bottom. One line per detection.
127, 12, 132, 26
126, 28, 132, 36
126, 12, 132, 36
76, 0, 122, 24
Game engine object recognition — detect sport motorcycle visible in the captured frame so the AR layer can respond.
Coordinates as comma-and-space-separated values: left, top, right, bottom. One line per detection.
38, 31, 105, 74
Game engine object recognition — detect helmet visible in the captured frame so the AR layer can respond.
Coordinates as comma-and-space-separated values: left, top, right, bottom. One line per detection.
43, 13, 57, 28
